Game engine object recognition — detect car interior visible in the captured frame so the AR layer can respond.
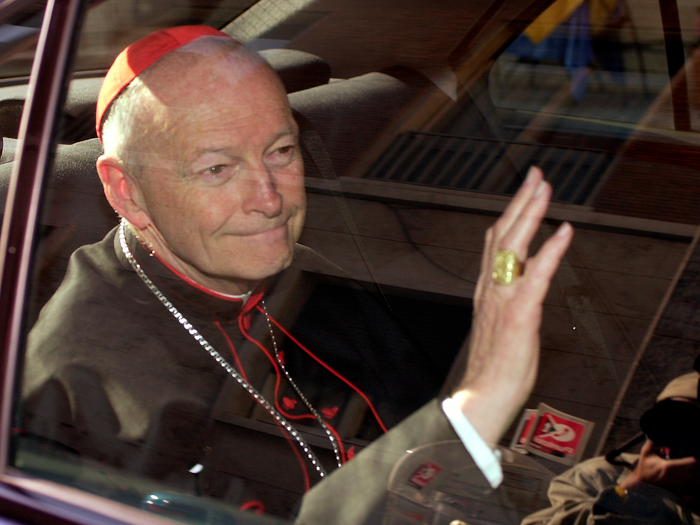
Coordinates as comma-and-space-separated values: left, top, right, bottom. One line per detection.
1, 0, 700, 523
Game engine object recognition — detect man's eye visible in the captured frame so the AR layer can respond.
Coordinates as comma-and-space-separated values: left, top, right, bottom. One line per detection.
268, 145, 296, 166
198, 164, 232, 184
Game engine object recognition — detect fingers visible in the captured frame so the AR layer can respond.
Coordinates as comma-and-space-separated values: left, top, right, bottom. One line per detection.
487, 166, 552, 261
479, 167, 545, 274
499, 181, 551, 261
519, 221, 573, 304
645, 442, 699, 468
665, 456, 699, 469
475, 167, 563, 307
496, 166, 544, 239
475, 228, 494, 305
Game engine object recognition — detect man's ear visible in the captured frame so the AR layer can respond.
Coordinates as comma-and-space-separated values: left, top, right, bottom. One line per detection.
96, 155, 151, 229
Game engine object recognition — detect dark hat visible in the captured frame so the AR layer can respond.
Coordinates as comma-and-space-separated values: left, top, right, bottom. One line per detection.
639, 358, 700, 458
96, 25, 232, 141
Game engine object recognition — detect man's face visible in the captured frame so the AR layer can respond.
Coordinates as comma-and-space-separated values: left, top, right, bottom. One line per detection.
133, 46, 306, 294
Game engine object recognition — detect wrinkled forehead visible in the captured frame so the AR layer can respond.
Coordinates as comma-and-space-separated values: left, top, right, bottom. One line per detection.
144, 41, 281, 110
125, 44, 292, 172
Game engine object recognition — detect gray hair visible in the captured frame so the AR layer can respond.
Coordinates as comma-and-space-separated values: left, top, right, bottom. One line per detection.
100, 76, 152, 177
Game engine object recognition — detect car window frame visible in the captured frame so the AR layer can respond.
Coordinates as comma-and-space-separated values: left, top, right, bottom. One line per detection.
0, 0, 84, 466
0, 1, 181, 523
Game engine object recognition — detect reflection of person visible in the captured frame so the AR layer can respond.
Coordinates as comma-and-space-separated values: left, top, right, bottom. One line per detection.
21, 26, 573, 522
522, 369, 700, 525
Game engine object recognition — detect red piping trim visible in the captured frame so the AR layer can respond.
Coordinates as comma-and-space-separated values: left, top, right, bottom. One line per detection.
258, 306, 388, 434
146, 247, 265, 313
239, 318, 309, 422
130, 232, 311, 484
240, 500, 265, 515
152, 252, 247, 300
214, 320, 249, 382
242, 288, 264, 315
238, 316, 314, 488
130, 231, 265, 314
240, 321, 347, 463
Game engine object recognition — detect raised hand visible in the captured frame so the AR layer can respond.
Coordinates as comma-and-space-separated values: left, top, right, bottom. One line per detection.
452, 166, 574, 446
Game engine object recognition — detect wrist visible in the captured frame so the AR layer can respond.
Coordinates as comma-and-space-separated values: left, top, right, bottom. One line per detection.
441, 397, 503, 488
619, 470, 642, 492
450, 388, 520, 447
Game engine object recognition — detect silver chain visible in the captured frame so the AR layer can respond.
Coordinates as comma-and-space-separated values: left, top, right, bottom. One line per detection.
261, 301, 343, 468
118, 220, 327, 478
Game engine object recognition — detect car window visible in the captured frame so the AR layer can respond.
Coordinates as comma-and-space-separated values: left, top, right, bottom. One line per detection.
2, 0, 700, 524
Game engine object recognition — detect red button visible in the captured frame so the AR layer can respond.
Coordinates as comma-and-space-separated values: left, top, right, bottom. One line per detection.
322, 406, 339, 419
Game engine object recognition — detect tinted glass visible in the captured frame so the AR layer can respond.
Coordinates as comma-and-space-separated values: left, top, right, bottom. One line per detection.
3, 0, 699, 524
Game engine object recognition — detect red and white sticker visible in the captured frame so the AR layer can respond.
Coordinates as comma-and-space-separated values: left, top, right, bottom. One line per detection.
531, 412, 585, 455
510, 409, 538, 453
523, 404, 594, 465
408, 462, 442, 489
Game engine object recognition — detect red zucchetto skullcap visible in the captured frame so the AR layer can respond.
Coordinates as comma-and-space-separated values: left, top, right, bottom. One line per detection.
96, 25, 232, 141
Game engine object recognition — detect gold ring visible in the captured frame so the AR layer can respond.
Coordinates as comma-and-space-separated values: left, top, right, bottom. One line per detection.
492, 250, 522, 285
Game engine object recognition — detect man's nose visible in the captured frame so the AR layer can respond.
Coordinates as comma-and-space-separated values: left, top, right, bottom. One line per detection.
240, 164, 283, 217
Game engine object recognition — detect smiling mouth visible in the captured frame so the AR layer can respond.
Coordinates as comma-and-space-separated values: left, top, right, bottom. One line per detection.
239, 223, 288, 238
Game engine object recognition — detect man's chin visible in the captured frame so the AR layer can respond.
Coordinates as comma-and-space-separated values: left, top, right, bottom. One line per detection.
256, 252, 295, 279
231, 248, 295, 282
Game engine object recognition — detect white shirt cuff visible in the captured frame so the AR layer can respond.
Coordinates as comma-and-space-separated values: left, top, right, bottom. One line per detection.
441, 397, 503, 488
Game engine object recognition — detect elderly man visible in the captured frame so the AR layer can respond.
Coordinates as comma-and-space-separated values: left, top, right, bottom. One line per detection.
21, 26, 573, 522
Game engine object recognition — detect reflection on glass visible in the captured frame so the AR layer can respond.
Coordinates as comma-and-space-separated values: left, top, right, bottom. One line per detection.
2, 1, 700, 525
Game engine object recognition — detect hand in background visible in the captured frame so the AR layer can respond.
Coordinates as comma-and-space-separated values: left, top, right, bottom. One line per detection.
621, 440, 700, 501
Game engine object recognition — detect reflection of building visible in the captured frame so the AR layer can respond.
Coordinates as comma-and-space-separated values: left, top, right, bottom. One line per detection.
507, 0, 621, 100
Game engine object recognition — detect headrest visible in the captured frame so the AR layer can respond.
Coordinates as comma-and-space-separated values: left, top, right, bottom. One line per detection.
96, 25, 232, 141
258, 49, 331, 93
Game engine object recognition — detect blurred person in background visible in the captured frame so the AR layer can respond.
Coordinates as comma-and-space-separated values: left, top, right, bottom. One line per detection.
523, 361, 700, 525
